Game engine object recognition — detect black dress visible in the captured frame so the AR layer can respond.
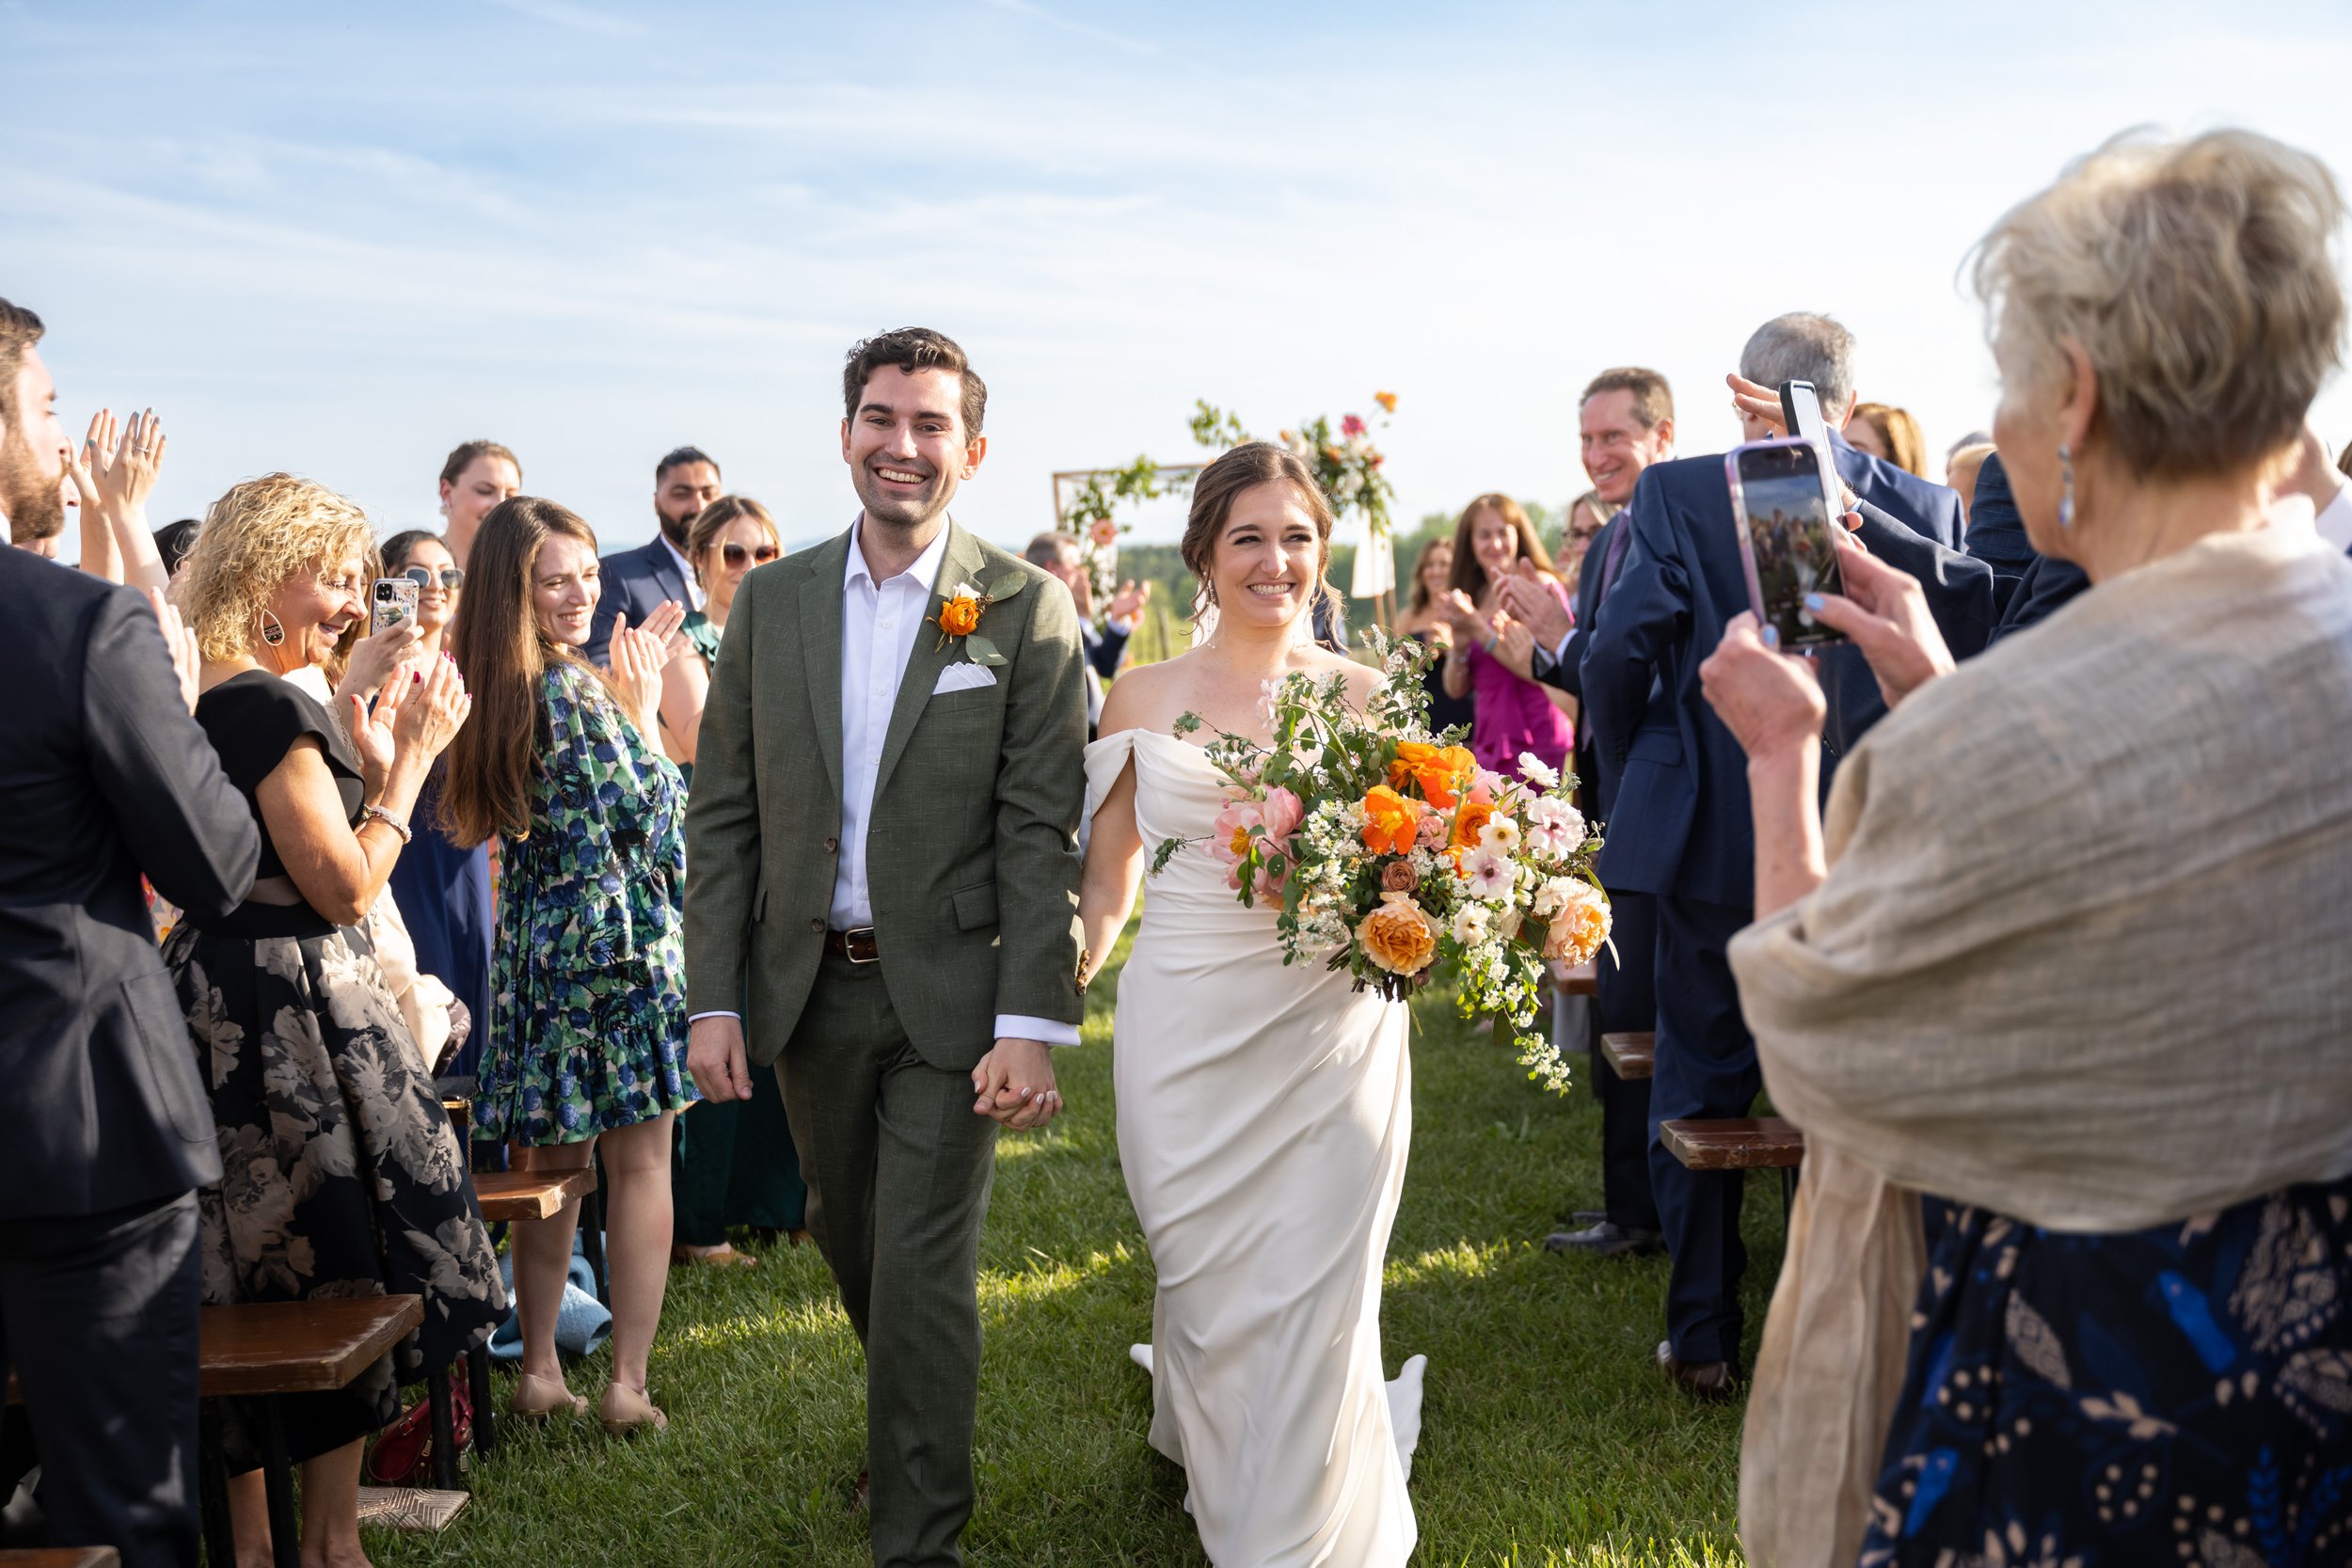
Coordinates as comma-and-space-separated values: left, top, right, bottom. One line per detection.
166, 671, 505, 1472
1408, 629, 1476, 738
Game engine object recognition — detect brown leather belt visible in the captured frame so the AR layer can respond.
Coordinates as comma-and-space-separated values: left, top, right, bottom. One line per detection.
823, 927, 880, 964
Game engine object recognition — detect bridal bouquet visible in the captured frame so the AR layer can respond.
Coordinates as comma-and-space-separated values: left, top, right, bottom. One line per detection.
1153, 633, 1609, 1093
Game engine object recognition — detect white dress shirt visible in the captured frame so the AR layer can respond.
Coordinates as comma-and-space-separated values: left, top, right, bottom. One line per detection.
691, 518, 1076, 1048
659, 532, 707, 610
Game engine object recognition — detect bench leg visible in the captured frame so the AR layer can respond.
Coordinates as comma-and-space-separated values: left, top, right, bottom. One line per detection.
428, 1366, 460, 1491
260, 1396, 300, 1568
469, 1341, 497, 1457
197, 1398, 236, 1568
580, 1179, 611, 1309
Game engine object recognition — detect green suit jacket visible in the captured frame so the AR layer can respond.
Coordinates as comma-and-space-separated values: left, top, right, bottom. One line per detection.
682, 520, 1088, 1071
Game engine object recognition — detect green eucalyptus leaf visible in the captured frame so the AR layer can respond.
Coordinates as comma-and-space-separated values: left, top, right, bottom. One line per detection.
963, 632, 1000, 664
990, 572, 1028, 601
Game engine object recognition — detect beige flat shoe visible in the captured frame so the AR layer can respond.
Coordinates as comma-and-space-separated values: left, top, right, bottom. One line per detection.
511, 1371, 589, 1422
599, 1381, 669, 1438
670, 1243, 758, 1269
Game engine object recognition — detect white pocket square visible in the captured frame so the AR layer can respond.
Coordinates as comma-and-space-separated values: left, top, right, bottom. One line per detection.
933, 663, 999, 695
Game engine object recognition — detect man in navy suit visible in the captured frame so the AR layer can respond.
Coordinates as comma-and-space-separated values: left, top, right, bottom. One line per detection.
1504, 368, 1677, 1259
585, 444, 723, 666
1022, 532, 1151, 736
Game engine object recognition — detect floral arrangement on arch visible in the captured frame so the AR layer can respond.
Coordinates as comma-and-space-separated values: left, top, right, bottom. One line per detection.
1152, 631, 1608, 1093
1193, 392, 1398, 545
1063, 456, 1189, 609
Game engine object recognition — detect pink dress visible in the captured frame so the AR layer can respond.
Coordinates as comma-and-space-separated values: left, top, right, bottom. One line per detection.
1462, 582, 1574, 774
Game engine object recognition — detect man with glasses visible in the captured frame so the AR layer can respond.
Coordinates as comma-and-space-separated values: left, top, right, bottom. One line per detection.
587, 444, 723, 666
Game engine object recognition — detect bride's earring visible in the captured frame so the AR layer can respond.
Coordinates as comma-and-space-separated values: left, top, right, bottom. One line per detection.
2057, 443, 2076, 532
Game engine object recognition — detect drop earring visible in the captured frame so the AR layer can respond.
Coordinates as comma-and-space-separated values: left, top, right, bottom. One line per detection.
2058, 443, 2076, 532
259, 610, 287, 646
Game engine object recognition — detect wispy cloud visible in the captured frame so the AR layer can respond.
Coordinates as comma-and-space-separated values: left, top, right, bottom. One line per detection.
974, 0, 1158, 55
483, 0, 646, 39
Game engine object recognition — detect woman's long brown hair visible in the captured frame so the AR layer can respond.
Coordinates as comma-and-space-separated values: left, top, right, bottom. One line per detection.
440, 497, 620, 847
1447, 493, 1556, 597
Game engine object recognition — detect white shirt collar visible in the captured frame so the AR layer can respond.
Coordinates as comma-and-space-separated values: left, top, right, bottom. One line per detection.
844, 515, 953, 594
656, 531, 704, 605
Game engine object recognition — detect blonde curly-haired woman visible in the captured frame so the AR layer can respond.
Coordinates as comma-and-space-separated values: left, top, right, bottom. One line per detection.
172, 474, 503, 1568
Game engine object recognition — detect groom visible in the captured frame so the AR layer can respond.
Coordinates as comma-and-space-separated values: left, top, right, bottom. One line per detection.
683, 327, 1089, 1566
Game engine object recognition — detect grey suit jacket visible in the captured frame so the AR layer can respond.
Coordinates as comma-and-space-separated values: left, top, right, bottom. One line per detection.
682, 521, 1089, 1071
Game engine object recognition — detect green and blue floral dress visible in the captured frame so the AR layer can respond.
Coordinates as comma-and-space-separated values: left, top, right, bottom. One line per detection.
474, 659, 696, 1145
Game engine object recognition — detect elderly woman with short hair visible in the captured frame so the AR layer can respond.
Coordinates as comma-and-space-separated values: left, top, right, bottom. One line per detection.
1702, 129, 2352, 1566
173, 474, 504, 1567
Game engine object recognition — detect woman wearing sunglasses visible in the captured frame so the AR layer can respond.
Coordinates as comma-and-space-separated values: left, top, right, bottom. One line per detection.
658, 495, 804, 1269
380, 528, 493, 1083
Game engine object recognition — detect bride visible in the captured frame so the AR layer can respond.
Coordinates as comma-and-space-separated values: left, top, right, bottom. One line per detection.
1079, 441, 1425, 1565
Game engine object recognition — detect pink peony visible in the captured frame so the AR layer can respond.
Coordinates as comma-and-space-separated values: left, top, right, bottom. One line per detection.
1342, 413, 1368, 438
1210, 788, 1303, 897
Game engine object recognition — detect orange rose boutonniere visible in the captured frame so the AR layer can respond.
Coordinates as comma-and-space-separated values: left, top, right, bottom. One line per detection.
929, 572, 1028, 668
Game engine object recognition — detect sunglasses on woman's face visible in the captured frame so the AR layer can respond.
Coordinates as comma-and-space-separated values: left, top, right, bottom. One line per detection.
402, 565, 464, 591
721, 543, 780, 569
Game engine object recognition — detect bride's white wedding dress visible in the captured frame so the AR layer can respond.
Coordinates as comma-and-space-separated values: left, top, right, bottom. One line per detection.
1089, 728, 1422, 1566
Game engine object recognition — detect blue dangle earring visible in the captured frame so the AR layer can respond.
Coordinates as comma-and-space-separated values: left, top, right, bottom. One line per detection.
2058, 443, 2077, 532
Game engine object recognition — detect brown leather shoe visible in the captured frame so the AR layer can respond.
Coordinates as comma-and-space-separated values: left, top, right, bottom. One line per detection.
850, 1468, 870, 1513
1656, 1339, 1740, 1402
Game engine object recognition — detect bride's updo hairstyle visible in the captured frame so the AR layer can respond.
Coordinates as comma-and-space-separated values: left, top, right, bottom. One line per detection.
1180, 440, 1342, 627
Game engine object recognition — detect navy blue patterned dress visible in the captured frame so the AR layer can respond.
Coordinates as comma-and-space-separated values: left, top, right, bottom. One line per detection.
473, 660, 696, 1145
1861, 1176, 2352, 1567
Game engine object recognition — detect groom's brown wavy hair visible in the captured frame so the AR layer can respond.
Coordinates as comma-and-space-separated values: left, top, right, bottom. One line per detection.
842, 327, 987, 440
1180, 441, 1340, 628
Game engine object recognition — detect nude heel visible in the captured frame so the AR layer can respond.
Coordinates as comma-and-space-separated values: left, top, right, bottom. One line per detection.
599, 1381, 668, 1437
510, 1371, 588, 1422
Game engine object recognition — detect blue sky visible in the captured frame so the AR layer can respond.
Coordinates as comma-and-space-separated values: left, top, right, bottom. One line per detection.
8, 0, 2351, 556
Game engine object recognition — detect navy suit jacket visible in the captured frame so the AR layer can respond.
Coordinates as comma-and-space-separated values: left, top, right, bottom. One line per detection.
0, 549, 259, 1218
585, 536, 693, 668
1578, 456, 1767, 907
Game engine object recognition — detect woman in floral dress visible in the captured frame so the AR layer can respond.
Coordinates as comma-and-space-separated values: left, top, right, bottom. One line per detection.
173, 475, 504, 1567
442, 496, 695, 1436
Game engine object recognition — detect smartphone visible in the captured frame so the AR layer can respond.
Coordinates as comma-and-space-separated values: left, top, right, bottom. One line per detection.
1726, 437, 1847, 648
371, 576, 420, 637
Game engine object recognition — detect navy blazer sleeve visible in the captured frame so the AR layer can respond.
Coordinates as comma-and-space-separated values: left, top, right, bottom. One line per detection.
1085, 620, 1130, 682
1579, 486, 1688, 773
82, 589, 259, 920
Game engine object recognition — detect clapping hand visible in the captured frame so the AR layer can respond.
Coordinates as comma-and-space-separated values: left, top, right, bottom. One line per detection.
1439, 588, 1489, 642
608, 604, 684, 738
98, 409, 166, 523
1491, 615, 1537, 680
1104, 578, 1152, 626
972, 1037, 1063, 1130
1497, 559, 1572, 651
350, 656, 472, 798
335, 617, 424, 706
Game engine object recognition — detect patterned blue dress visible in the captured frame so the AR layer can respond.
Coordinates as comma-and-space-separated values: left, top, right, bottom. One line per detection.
1860, 1176, 2352, 1566
473, 660, 697, 1145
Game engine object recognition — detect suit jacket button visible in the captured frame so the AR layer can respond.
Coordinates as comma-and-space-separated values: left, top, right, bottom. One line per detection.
808, 917, 824, 933
823, 836, 839, 854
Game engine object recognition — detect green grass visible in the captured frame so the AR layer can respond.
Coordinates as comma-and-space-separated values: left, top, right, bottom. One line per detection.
371, 923, 1777, 1566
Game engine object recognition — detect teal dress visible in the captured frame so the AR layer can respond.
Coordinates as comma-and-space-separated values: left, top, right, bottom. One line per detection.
474, 660, 697, 1145
670, 610, 808, 1243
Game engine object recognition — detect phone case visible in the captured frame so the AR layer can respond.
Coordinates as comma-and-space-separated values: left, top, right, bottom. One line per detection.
372, 578, 420, 636
1725, 436, 1846, 648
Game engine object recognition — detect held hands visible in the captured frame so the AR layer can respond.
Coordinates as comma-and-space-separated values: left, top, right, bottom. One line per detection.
1497, 558, 1572, 650
688, 1014, 755, 1102
972, 1037, 1062, 1130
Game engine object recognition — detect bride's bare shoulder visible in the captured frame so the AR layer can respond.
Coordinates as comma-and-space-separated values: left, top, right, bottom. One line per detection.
1097, 654, 1201, 739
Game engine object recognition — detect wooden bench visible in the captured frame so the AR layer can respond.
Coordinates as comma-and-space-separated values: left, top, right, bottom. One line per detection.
194, 1297, 424, 1568
472, 1167, 596, 1223
1599, 1031, 1654, 1080
1554, 961, 1597, 998
0, 1549, 121, 1566
1661, 1116, 1804, 1216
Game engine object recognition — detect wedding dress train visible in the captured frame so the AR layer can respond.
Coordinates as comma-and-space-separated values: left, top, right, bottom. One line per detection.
1089, 728, 1421, 1566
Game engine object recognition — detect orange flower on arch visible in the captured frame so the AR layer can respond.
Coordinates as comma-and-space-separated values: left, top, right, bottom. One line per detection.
1359, 784, 1422, 856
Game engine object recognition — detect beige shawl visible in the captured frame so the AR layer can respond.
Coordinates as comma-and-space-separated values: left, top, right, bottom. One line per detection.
1730, 527, 2352, 1567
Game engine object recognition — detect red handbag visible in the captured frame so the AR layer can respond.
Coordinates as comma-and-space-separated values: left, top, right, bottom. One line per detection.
365, 1371, 473, 1488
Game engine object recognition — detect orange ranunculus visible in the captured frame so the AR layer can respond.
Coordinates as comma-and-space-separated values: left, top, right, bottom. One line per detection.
1387, 741, 1475, 808
937, 594, 983, 637
1359, 784, 1421, 856
1374, 389, 1398, 414
1450, 796, 1496, 850
1357, 891, 1438, 976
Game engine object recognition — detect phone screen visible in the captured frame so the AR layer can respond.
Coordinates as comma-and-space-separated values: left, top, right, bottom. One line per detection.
372, 577, 420, 637
1728, 440, 1846, 648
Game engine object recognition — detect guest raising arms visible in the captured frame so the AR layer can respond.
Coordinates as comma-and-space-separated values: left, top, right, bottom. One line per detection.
172, 474, 504, 1568
378, 528, 495, 1081
436, 439, 522, 570
1389, 534, 1475, 738
1434, 494, 1574, 773
652, 493, 810, 1268
442, 496, 696, 1436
